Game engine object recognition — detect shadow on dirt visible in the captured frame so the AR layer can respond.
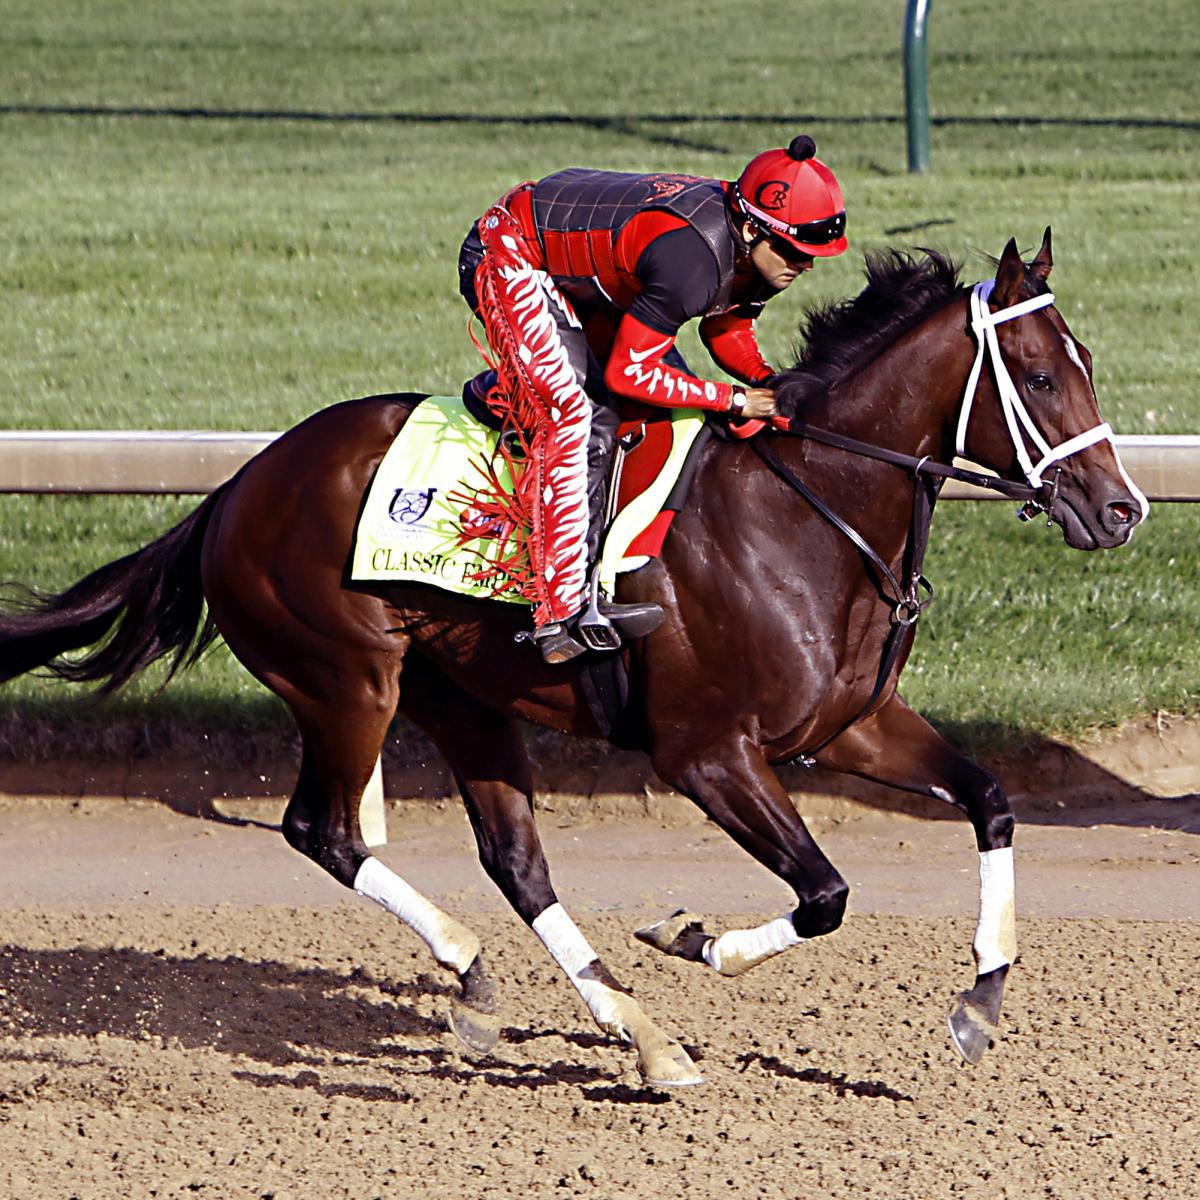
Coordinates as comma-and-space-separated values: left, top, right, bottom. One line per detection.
0, 944, 628, 1099
529, 722, 1200, 833
0, 945, 435, 1063
0, 944, 917, 1107
735, 1051, 913, 1102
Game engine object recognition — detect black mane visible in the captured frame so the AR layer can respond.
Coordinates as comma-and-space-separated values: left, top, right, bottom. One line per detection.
774, 249, 965, 417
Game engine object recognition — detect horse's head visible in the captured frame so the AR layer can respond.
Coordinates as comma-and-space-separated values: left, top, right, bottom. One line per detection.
955, 229, 1147, 549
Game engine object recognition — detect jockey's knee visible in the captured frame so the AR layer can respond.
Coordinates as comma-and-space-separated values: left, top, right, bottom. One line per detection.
791, 876, 849, 938
457, 226, 485, 309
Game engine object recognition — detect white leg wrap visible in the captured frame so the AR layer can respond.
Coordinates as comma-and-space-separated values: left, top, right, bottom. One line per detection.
973, 847, 1017, 975
354, 856, 479, 975
701, 915, 803, 977
531, 903, 627, 1035
533, 904, 702, 1084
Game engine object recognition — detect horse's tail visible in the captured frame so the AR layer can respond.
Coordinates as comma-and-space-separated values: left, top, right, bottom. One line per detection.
0, 486, 225, 695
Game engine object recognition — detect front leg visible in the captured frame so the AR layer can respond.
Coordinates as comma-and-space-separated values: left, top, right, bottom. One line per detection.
814, 694, 1016, 1063
646, 735, 849, 975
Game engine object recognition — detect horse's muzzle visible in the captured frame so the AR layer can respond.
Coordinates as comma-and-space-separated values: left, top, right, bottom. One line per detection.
1054, 489, 1143, 550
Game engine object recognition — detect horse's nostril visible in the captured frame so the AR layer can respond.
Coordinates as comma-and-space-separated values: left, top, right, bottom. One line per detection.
1107, 501, 1135, 525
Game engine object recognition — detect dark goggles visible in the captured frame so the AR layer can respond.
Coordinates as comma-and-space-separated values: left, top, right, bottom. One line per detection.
778, 210, 846, 246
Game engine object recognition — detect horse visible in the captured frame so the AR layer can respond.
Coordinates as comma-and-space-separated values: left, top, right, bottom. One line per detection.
0, 230, 1146, 1086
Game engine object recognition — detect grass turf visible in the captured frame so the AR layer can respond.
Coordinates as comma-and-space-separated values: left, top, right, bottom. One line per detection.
1, 0, 1197, 757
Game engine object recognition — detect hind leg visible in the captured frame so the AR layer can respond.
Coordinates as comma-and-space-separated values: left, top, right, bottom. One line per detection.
212, 593, 492, 1047
197, 403, 494, 1038
280, 686, 497, 1049
402, 659, 702, 1085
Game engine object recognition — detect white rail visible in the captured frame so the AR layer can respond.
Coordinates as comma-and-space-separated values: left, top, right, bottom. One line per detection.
1, 430, 1198, 500
0, 431, 276, 494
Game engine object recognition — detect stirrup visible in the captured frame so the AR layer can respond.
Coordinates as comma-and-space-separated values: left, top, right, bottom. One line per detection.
575, 571, 664, 651
575, 569, 620, 651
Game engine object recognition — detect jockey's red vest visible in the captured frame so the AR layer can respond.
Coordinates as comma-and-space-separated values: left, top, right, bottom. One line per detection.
506, 169, 740, 318
487, 168, 774, 412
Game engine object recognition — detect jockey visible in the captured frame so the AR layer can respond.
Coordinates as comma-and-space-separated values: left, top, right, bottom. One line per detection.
458, 135, 847, 663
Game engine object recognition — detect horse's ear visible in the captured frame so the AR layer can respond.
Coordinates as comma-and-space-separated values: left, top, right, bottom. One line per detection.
992, 237, 1025, 307
1029, 226, 1053, 283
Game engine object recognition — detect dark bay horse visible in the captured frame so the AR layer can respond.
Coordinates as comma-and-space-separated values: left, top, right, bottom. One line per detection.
0, 231, 1145, 1085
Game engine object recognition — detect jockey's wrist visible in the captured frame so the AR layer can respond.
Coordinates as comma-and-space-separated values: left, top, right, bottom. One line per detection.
729, 389, 748, 415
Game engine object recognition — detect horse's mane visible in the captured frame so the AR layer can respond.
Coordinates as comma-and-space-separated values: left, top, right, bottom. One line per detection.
774, 249, 966, 417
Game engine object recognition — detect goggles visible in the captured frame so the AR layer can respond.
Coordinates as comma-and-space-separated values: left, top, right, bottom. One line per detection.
736, 186, 847, 247
774, 210, 847, 246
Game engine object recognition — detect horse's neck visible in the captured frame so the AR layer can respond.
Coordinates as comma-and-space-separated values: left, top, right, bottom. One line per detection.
702, 298, 973, 571
799, 298, 969, 459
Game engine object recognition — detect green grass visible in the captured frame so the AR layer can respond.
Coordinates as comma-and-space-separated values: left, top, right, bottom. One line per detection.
1, 0, 1198, 756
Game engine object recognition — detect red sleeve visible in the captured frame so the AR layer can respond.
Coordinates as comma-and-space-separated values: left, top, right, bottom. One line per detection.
604, 313, 735, 412
698, 311, 774, 385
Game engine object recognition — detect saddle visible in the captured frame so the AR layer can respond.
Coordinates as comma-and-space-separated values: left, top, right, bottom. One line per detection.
350, 393, 710, 602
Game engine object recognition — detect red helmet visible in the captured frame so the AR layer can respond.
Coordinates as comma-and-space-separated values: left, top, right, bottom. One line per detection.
733, 136, 847, 257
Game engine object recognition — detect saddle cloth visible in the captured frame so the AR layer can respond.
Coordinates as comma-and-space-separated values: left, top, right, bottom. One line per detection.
350, 395, 707, 600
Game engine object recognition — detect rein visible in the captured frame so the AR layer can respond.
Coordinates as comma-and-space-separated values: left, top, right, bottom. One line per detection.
752, 278, 1091, 765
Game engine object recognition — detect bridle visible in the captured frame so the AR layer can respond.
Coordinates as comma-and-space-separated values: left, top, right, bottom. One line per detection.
751, 279, 1117, 764
957, 280, 1114, 490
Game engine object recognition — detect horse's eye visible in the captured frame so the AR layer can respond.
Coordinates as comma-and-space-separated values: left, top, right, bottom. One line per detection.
1025, 372, 1054, 393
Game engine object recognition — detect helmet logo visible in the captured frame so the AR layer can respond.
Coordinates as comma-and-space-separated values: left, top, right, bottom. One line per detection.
754, 180, 791, 211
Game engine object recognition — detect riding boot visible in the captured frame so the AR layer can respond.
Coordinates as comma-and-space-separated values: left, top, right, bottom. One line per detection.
584, 403, 618, 568
574, 404, 664, 651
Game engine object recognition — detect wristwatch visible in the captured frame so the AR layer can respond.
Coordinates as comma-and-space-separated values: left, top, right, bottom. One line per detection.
730, 389, 747, 415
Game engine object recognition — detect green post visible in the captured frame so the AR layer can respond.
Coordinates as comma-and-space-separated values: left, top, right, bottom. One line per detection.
904, 0, 933, 173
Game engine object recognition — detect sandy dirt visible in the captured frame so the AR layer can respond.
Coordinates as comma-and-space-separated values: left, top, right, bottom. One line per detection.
1, 720, 1198, 1199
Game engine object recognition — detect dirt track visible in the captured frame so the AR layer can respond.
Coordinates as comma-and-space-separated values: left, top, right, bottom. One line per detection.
1, 723, 1198, 1199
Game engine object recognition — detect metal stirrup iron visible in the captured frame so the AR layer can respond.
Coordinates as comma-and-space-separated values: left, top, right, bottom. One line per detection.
576, 570, 622, 652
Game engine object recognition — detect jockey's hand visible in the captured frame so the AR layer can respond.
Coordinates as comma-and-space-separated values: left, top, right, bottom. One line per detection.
740, 387, 777, 420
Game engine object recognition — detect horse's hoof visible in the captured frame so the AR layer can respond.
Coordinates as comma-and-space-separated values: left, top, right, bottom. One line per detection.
947, 994, 996, 1065
637, 1039, 704, 1087
448, 996, 502, 1056
947, 965, 1007, 1064
633, 910, 711, 963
